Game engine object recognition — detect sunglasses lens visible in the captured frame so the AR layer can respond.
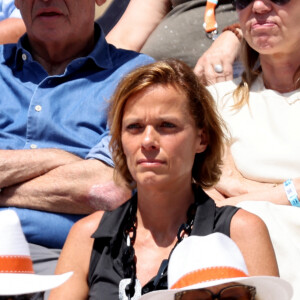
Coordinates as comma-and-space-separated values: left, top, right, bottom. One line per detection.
272, 0, 291, 4
221, 285, 256, 300
175, 290, 212, 300
233, 0, 291, 10
175, 285, 256, 300
233, 0, 252, 10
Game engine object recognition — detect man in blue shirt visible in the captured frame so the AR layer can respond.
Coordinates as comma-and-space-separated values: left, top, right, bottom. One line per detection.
0, 0, 25, 43
0, 0, 153, 281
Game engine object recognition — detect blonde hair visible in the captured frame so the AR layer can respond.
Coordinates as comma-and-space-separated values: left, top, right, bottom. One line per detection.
232, 41, 300, 110
108, 59, 226, 189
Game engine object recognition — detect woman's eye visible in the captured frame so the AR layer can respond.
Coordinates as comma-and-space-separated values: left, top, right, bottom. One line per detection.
161, 122, 176, 128
127, 123, 142, 130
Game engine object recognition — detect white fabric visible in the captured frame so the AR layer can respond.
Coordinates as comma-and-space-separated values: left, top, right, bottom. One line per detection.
208, 77, 300, 300
208, 76, 300, 183
238, 201, 300, 300
167, 234, 249, 288
0, 0, 21, 21
0, 210, 73, 295
140, 234, 293, 300
0, 209, 30, 256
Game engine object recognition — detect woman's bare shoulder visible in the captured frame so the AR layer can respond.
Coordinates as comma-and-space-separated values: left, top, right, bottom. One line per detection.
231, 208, 266, 235
70, 210, 105, 238
72, 210, 104, 234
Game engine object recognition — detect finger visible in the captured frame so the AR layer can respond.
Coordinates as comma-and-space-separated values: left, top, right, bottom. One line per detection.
193, 64, 205, 81
206, 63, 224, 85
212, 61, 234, 83
215, 74, 227, 83
222, 63, 234, 82
195, 64, 212, 86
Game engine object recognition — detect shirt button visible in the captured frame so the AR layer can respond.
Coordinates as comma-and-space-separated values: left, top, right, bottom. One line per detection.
35, 105, 42, 112
22, 53, 27, 61
30, 144, 37, 149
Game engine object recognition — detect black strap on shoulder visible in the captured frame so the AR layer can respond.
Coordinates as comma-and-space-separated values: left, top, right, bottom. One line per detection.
190, 187, 216, 236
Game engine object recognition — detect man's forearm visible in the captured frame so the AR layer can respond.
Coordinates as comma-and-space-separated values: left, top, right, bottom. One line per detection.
0, 149, 82, 188
0, 159, 131, 214
0, 18, 26, 44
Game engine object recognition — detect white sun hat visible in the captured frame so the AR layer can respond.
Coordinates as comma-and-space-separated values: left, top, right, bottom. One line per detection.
0, 209, 73, 296
140, 233, 293, 300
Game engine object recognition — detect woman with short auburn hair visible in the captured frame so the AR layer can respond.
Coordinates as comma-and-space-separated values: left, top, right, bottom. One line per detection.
49, 59, 278, 300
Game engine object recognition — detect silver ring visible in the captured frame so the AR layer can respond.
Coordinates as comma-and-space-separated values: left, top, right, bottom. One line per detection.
214, 64, 223, 73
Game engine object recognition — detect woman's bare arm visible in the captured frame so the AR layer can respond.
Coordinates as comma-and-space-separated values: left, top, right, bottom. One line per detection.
230, 209, 279, 276
106, 0, 171, 51
49, 211, 104, 300
213, 145, 293, 206
0, 18, 25, 44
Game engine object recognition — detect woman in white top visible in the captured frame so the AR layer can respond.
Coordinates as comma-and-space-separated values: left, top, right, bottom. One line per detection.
209, 0, 300, 206
208, 2, 300, 297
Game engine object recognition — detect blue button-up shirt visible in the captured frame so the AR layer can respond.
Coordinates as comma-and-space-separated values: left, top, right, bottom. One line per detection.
0, 0, 21, 20
0, 25, 154, 248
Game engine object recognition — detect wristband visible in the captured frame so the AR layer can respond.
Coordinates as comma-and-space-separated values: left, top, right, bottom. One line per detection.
283, 179, 300, 207
222, 23, 242, 41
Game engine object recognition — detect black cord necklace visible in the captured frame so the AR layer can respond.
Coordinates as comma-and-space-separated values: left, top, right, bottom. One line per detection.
119, 191, 200, 300
119, 198, 139, 300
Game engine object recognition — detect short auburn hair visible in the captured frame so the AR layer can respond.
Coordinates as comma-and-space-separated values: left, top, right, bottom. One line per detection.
108, 59, 226, 189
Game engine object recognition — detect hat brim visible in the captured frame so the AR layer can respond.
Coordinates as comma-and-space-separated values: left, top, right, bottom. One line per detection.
140, 276, 293, 300
0, 272, 73, 295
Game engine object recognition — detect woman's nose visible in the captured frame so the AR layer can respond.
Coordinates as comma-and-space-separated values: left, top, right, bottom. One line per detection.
141, 126, 159, 150
252, 0, 272, 14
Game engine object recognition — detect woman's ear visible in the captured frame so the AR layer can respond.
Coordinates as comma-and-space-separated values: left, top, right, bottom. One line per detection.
195, 129, 208, 154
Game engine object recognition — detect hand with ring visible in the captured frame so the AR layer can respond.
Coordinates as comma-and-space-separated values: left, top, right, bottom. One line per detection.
214, 64, 224, 73
194, 30, 242, 85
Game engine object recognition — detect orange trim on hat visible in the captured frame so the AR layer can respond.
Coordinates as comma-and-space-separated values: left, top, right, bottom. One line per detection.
171, 267, 248, 289
0, 256, 34, 273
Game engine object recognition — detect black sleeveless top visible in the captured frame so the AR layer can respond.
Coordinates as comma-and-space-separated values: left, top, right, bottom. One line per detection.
88, 188, 239, 299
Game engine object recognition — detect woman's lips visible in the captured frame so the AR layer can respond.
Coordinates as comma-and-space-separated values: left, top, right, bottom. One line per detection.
252, 20, 276, 29
137, 159, 165, 165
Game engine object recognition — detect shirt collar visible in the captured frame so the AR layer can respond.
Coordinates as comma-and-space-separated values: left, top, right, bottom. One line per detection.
83, 23, 114, 70
13, 23, 114, 71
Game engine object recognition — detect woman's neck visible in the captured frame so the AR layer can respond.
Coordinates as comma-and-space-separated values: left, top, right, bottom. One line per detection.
136, 182, 195, 244
260, 53, 300, 93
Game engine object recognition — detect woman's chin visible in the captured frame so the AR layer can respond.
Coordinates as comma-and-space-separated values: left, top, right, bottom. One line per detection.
136, 174, 169, 188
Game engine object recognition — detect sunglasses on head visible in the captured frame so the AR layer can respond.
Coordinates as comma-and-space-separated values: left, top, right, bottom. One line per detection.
174, 284, 256, 300
232, 0, 291, 10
